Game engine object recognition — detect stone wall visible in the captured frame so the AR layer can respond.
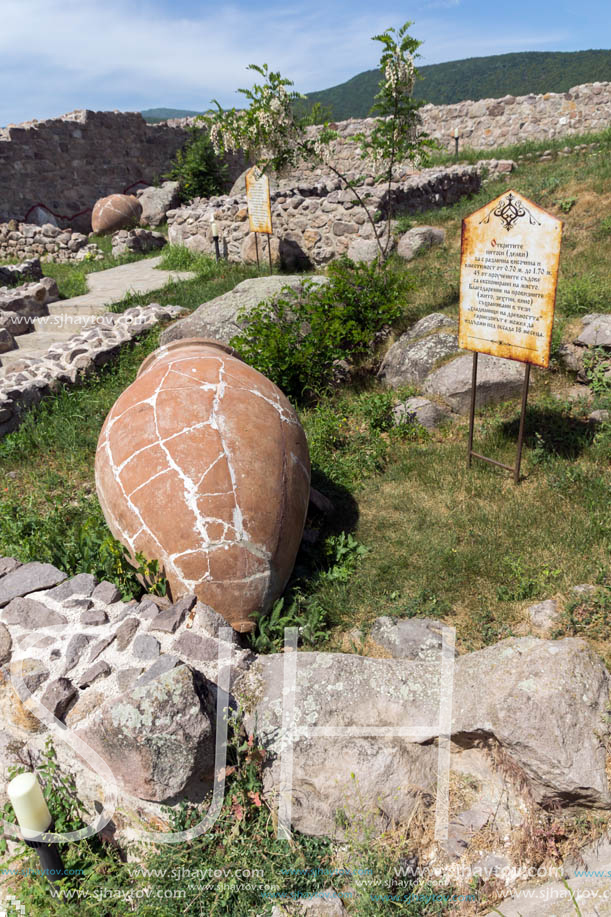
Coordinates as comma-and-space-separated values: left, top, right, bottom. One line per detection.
0, 109, 247, 233
277, 81, 611, 183
0, 110, 192, 232
0, 222, 101, 263
1, 83, 606, 237
420, 80, 611, 150
167, 165, 482, 267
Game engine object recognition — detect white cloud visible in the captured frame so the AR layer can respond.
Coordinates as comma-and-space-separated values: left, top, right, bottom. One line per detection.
0, 0, 577, 123
0, 0, 397, 121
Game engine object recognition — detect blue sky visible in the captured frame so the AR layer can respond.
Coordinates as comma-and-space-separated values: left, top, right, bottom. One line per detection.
1, 0, 609, 124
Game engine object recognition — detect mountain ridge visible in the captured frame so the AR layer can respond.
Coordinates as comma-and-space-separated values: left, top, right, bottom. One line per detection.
141, 49, 611, 123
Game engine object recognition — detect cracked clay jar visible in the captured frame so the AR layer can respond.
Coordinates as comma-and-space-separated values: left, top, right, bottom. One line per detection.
94, 338, 311, 632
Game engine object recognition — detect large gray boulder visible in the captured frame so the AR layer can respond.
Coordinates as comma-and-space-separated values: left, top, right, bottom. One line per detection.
575, 313, 611, 349
138, 181, 181, 227
378, 313, 460, 387
423, 352, 525, 413
396, 225, 445, 261
76, 664, 213, 801
160, 274, 328, 346
239, 637, 610, 837
241, 651, 440, 837
452, 637, 610, 807
392, 396, 450, 430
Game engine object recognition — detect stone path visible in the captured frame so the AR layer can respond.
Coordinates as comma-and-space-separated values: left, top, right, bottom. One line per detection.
0, 256, 195, 373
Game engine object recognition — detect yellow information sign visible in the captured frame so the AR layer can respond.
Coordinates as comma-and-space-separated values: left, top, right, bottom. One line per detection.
245, 166, 273, 235
459, 190, 562, 369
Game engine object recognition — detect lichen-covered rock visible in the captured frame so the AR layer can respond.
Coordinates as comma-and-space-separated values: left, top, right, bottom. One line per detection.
76, 664, 213, 801
423, 352, 525, 413
138, 181, 181, 227
95, 339, 311, 631
240, 637, 610, 837
378, 313, 460, 388
91, 194, 142, 235
396, 225, 445, 261
160, 275, 328, 347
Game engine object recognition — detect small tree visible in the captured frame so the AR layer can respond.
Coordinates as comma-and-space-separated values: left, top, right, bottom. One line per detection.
165, 126, 228, 203
204, 21, 436, 259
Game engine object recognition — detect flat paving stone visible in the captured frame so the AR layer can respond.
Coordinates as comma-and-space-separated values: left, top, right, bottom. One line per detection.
0, 563, 67, 607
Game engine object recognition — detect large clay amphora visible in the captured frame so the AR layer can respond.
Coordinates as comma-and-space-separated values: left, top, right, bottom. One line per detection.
95, 338, 311, 632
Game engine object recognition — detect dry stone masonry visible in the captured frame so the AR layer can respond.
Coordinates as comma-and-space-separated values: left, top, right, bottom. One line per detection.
0, 554, 608, 858
0, 304, 187, 436
0, 221, 103, 263
0, 82, 607, 237
279, 81, 611, 184
167, 165, 481, 268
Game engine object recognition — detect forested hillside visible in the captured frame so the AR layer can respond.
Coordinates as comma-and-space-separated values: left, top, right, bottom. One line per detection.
293, 50, 611, 121
141, 49, 610, 124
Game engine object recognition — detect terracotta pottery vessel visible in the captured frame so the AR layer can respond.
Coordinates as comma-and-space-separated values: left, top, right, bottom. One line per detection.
95, 338, 311, 631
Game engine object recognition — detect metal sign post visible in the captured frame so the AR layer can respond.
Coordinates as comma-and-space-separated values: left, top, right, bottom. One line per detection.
467, 353, 531, 483
460, 189, 562, 484
246, 167, 273, 274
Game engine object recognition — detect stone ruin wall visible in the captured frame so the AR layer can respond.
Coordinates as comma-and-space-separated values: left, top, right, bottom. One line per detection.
0, 110, 244, 233
167, 166, 483, 268
279, 81, 611, 182
0, 110, 192, 231
0, 82, 608, 238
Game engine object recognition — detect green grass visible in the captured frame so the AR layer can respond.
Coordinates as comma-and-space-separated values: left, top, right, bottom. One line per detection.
1, 133, 609, 649
395, 132, 611, 331
298, 388, 609, 653
426, 126, 611, 168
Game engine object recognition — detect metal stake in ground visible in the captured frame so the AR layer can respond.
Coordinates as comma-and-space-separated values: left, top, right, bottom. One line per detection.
211, 218, 221, 262
466, 353, 532, 483
7, 772, 67, 898
254, 232, 260, 269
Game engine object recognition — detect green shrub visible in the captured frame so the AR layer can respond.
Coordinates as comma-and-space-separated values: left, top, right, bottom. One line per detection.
303, 388, 422, 490
231, 257, 413, 402
166, 126, 228, 203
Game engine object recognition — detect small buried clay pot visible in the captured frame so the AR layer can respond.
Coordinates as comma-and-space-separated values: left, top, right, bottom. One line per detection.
95, 339, 311, 632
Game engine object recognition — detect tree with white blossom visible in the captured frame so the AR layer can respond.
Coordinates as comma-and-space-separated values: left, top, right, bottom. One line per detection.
205, 21, 436, 260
